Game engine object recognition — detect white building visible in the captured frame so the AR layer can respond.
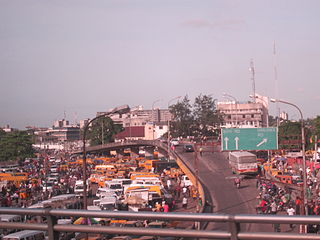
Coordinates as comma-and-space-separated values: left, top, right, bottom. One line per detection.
217, 99, 268, 128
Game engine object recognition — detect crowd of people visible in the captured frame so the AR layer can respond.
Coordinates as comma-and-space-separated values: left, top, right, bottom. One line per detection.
256, 155, 320, 233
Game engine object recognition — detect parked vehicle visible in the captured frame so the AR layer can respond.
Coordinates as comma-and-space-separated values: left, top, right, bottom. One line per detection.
2, 230, 45, 240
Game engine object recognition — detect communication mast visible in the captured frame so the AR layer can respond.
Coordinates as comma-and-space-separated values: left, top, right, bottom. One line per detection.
249, 59, 256, 103
273, 41, 280, 127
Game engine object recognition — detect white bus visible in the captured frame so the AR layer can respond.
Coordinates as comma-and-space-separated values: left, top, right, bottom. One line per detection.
229, 151, 258, 175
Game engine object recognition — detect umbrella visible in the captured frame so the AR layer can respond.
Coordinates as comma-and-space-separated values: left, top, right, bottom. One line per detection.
73, 217, 99, 225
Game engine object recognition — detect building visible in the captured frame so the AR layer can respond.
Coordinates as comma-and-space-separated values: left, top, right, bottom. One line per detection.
217, 100, 268, 128
97, 105, 171, 140
97, 105, 172, 127
114, 126, 145, 140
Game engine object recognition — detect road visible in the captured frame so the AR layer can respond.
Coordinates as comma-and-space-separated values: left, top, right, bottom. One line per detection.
175, 144, 275, 233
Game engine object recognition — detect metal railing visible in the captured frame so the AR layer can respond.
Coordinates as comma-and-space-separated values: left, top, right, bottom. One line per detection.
2, 207, 320, 240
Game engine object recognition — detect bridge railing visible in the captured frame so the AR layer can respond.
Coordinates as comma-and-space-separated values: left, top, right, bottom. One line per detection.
2, 207, 320, 240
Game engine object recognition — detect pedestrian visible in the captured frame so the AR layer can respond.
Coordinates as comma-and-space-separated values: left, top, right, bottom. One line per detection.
155, 202, 162, 212
199, 147, 203, 157
182, 197, 188, 209
270, 201, 277, 214
176, 185, 181, 198
295, 196, 301, 215
287, 205, 296, 229
167, 179, 172, 189
163, 203, 169, 212
182, 186, 187, 197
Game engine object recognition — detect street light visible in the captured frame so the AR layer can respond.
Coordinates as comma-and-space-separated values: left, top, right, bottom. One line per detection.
167, 96, 181, 159
152, 99, 162, 140
223, 92, 238, 127
82, 105, 130, 210
270, 98, 307, 217
250, 94, 270, 161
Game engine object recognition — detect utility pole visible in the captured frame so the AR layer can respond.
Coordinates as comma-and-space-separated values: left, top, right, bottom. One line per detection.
249, 59, 256, 103
273, 41, 280, 128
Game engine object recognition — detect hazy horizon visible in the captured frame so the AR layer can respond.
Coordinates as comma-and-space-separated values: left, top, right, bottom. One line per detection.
1, 1, 319, 129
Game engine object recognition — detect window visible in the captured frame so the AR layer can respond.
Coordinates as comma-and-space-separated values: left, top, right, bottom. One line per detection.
242, 115, 245, 118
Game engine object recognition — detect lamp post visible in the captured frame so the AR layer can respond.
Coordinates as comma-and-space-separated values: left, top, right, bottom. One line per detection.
223, 93, 238, 127
167, 96, 181, 159
82, 105, 130, 210
270, 99, 307, 216
152, 99, 162, 140
250, 94, 270, 162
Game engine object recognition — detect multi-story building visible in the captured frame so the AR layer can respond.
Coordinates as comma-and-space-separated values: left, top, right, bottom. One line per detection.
217, 100, 268, 128
97, 105, 171, 140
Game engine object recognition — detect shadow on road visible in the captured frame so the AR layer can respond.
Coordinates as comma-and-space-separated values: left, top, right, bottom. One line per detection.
213, 197, 257, 213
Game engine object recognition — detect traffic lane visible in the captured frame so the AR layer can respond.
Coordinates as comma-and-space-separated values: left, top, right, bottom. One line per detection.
176, 146, 274, 232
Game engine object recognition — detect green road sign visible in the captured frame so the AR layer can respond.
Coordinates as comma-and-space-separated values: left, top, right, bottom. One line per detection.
221, 127, 278, 151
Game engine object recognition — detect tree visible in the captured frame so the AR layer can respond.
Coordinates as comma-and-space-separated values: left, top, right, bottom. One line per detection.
278, 120, 312, 150
0, 130, 35, 163
193, 94, 223, 137
86, 117, 124, 146
312, 116, 320, 139
169, 94, 224, 138
169, 95, 194, 138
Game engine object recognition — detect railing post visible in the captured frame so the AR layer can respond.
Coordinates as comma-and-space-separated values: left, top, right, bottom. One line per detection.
46, 209, 59, 240
229, 215, 240, 240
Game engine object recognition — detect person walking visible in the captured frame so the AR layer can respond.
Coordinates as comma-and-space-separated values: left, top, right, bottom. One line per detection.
199, 147, 203, 157
270, 201, 277, 215
182, 197, 188, 209
295, 196, 302, 215
287, 205, 296, 229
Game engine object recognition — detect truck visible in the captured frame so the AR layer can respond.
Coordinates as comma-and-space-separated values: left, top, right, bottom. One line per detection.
229, 151, 258, 175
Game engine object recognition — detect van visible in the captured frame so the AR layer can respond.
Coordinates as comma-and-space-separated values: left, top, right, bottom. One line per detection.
96, 187, 117, 198
133, 177, 161, 186
181, 175, 192, 187
74, 180, 89, 197
0, 214, 23, 222
3, 230, 45, 240
0, 215, 23, 237
95, 165, 117, 174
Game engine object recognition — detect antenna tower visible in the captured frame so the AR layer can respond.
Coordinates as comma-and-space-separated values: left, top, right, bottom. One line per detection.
250, 59, 256, 103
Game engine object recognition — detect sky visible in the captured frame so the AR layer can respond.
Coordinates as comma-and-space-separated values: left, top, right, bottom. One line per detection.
0, 0, 319, 129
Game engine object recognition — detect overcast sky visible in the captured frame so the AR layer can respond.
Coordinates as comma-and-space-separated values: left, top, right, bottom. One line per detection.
1, 0, 319, 129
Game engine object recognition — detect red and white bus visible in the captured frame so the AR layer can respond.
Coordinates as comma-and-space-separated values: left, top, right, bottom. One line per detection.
229, 151, 258, 175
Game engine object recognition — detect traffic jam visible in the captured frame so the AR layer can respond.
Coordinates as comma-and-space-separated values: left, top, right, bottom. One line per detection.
0, 146, 197, 240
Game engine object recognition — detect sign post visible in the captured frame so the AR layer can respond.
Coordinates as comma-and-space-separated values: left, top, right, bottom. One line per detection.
221, 127, 278, 151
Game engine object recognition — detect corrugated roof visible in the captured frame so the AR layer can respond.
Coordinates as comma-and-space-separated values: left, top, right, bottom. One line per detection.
115, 126, 145, 139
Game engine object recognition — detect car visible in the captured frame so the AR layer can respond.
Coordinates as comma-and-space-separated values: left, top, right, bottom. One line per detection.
183, 144, 194, 152
170, 139, 179, 146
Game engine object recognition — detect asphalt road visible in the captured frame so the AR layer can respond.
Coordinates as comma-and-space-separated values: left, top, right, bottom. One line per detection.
176, 144, 276, 233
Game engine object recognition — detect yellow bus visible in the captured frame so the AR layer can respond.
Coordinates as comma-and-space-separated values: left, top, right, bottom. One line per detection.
95, 165, 117, 174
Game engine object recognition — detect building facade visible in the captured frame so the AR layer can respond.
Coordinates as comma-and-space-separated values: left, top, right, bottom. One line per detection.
217, 100, 268, 128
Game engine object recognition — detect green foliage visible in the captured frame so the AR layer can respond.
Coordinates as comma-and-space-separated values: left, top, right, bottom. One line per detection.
169, 96, 194, 138
169, 94, 224, 138
278, 120, 313, 150
193, 94, 223, 137
313, 116, 320, 138
0, 130, 35, 162
86, 117, 123, 146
